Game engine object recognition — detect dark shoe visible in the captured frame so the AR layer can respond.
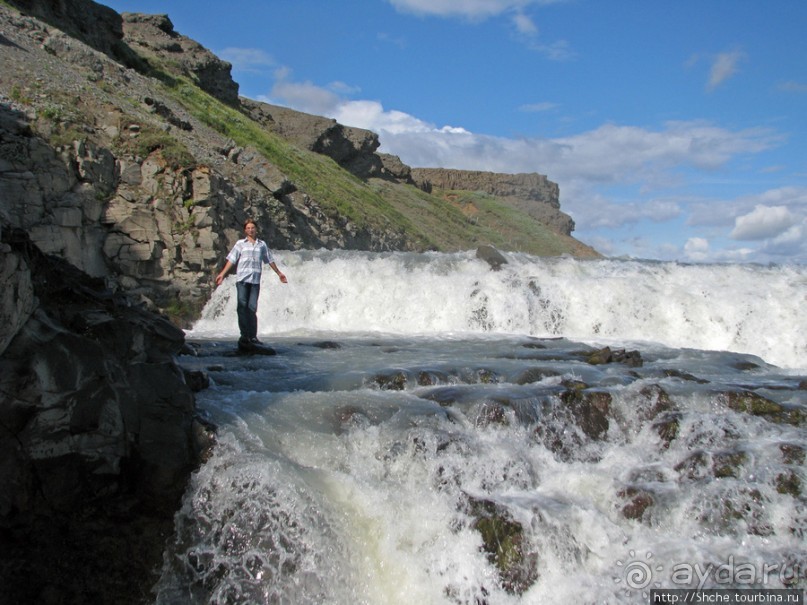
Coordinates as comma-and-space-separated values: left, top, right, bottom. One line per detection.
250, 337, 262, 344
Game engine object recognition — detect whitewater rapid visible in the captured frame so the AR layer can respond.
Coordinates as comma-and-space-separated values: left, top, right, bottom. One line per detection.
190, 250, 807, 370
162, 251, 806, 604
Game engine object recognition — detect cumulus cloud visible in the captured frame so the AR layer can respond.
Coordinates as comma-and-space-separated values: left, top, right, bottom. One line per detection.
684, 237, 711, 262
707, 49, 745, 91
688, 187, 807, 229
758, 222, 806, 259
730, 204, 798, 240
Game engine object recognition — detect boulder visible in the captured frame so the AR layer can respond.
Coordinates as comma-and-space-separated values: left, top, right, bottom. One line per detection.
476, 244, 508, 270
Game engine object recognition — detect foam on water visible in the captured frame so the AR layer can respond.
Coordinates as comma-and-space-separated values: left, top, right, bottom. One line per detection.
164, 252, 807, 603
189, 251, 807, 369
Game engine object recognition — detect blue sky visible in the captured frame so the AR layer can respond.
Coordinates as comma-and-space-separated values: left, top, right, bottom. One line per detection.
101, 0, 807, 264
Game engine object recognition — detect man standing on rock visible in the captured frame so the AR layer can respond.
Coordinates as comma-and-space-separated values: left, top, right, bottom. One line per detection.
215, 218, 287, 347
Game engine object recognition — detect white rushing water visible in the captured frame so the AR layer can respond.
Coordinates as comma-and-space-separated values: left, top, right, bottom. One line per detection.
161, 252, 807, 604
190, 250, 806, 369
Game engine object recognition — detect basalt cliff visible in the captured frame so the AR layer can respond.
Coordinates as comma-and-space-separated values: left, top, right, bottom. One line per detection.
0, 0, 598, 602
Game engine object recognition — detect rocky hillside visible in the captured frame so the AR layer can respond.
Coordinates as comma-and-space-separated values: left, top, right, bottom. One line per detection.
1, 0, 598, 324
411, 168, 574, 235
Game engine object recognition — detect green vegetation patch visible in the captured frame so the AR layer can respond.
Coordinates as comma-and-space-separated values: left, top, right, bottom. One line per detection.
160, 75, 420, 237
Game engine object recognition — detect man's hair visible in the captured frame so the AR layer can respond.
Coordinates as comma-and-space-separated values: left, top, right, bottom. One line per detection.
243, 218, 257, 229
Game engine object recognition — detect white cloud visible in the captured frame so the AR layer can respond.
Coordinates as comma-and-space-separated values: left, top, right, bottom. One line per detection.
512, 12, 538, 34
688, 187, 807, 229
707, 49, 745, 91
684, 237, 710, 262
269, 80, 341, 116
218, 47, 275, 72
730, 204, 797, 240
386, 0, 572, 58
573, 198, 681, 230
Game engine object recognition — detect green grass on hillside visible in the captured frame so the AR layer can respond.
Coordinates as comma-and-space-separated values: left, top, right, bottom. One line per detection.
156, 71, 594, 256
164, 78, 427, 240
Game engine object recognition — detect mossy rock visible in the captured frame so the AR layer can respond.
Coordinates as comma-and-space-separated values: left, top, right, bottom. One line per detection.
374, 370, 408, 390
468, 497, 539, 595
780, 444, 805, 465
775, 471, 802, 497
712, 450, 748, 479
652, 411, 682, 449
723, 391, 804, 425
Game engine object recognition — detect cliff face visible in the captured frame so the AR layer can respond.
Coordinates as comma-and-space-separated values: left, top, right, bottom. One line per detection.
0, 225, 214, 604
411, 168, 574, 236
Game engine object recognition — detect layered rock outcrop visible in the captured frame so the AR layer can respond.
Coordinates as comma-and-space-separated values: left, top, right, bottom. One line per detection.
411, 168, 574, 235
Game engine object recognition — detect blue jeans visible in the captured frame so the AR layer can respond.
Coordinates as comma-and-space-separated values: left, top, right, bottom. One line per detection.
236, 281, 260, 341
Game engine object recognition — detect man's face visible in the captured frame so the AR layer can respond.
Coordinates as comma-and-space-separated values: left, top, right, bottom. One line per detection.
245, 223, 257, 238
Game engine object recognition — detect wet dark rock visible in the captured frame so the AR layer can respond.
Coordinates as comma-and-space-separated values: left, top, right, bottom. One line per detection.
775, 471, 802, 497
183, 368, 210, 392
308, 340, 343, 349
652, 411, 682, 448
560, 388, 611, 440
474, 401, 510, 428
721, 390, 805, 425
618, 486, 655, 521
637, 384, 676, 421
780, 443, 806, 465
585, 346, 643, 367
334, 405, 371, 434
674, 449, 748, 481
419, 386, 463, 407
417, 370, 450, 386
732, 361, 761, 371
476, 368, 500, 384
475, 245, 508, 271
374, 370, 408, 390
663, 369, 709, 383
562, 378, 589, 391
521, 341, 547, 350
467, 497, 539, 595
674, 451, 711, 481
513, 366, 560, 385
710, 487, 772, 537
712, 450, 748, 478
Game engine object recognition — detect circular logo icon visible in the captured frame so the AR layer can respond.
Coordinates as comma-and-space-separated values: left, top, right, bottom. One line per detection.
613, 550, 663, 598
